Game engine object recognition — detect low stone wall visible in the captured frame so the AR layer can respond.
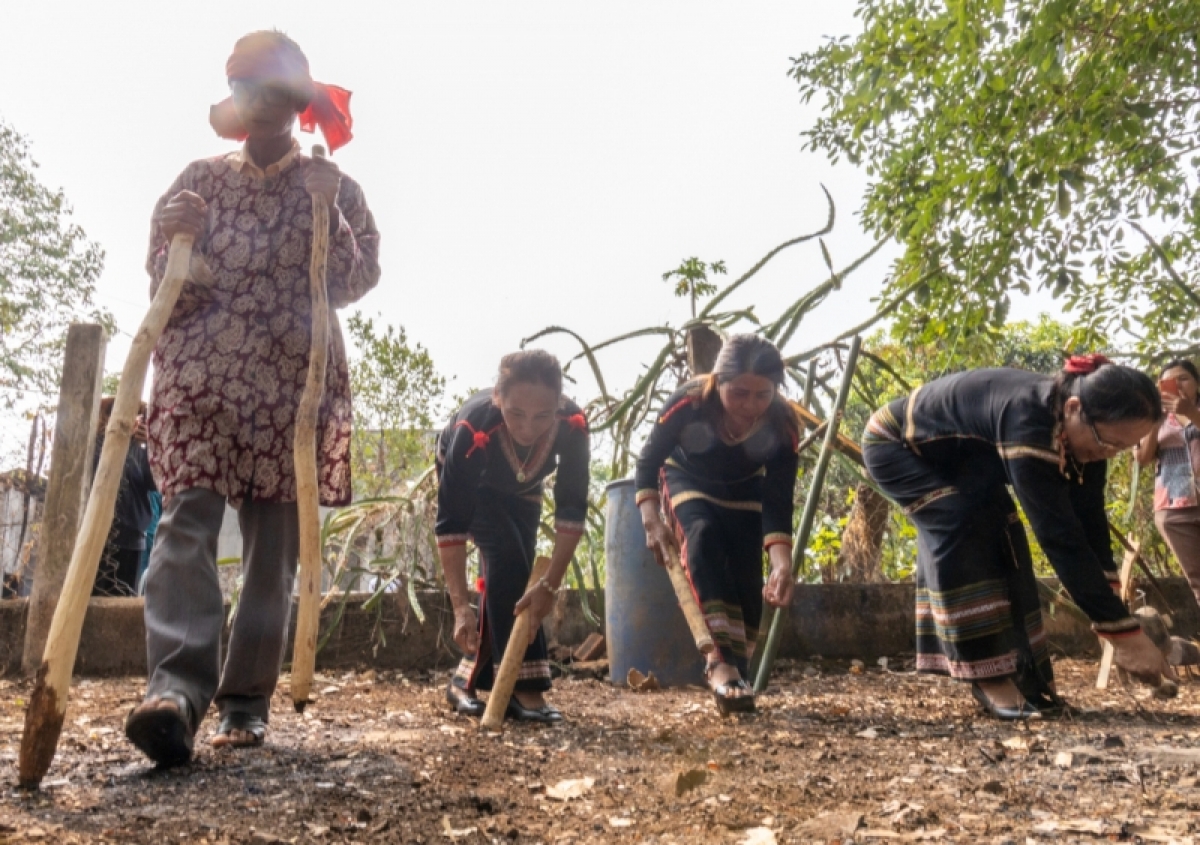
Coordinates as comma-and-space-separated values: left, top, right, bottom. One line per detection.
1, 579, 1196, 677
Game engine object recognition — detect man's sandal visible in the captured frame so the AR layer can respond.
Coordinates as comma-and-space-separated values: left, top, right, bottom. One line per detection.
211, 711, 266, 749
124, 691, 195, 768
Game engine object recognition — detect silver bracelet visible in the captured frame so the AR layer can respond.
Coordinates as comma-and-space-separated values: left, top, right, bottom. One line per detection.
536, 577, 560, 596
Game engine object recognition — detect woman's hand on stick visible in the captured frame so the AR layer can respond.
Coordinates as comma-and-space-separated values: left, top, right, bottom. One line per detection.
643, 518, 679, 569
514, 580, 557, 646
452, 605, 479, 655
158, 191, 207, 241
763, 556, 795, 608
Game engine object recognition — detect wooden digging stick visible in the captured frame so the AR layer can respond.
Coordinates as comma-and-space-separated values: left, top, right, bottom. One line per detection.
666, 545, 715, 656
19, 233, 195, 788
290, 145, 332, 713
480, 556, 552, 732
1097, 536, 1138, 689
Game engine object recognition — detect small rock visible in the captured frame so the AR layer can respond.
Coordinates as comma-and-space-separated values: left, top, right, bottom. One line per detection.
1054, 752, 1074, 769
981, 780, 1004, 795
249, 834, 289, 845
1101, 735, 1125, 749
659, 768, 708, 798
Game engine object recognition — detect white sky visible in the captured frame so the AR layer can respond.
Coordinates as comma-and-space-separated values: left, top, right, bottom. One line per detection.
2, 1, 1053, 458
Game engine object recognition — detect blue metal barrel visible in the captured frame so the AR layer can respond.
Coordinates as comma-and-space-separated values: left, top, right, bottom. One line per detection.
604, 478, 706, 687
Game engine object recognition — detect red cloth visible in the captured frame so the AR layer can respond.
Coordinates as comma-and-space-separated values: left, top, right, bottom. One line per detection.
1064, 354, 1113, 375
210, 34, 354, 152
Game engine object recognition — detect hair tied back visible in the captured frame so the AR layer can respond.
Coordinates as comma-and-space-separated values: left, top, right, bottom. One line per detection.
1064, 353, 1113, 375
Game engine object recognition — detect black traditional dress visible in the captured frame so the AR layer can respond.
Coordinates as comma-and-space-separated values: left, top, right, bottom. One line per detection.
634, 381, 800, 677
862, 368, 1139, 693
436, 390, 590, 693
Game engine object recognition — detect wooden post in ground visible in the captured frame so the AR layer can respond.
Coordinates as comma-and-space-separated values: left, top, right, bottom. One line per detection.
21, 323, 106, 675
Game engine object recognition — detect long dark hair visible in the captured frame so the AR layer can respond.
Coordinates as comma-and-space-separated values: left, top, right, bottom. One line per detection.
699, 334, 799, 443
1160, 359, 1200, 382
1050, 356, 1162, 431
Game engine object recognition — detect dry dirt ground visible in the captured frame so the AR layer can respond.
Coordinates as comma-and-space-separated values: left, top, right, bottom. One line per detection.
2, 659, 1200, 844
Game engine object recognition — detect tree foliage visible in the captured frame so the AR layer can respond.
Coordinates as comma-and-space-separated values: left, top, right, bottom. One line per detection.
0, 118, 111, 408
792, 0, 1200, 357
345, 312, 446, 499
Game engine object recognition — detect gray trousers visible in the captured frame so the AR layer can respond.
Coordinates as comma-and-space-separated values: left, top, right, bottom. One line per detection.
143, 487, 299, 728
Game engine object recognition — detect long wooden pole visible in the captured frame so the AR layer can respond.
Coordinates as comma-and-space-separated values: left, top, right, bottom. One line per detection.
290, 145, 332, 713
666, 546, 715, 656
753, 335, 861, 694
480, 556, 552, 732
19, 234, 195, 788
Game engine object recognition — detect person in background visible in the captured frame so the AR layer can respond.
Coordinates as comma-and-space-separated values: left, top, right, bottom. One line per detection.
91, 398, 157, 598
634, 335, 800, 716
435, 350, 590, 724
863, 357, 1168, 720
1135, 359, 1200, 609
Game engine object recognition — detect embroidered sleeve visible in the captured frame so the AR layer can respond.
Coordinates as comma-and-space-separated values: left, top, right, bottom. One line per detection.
1005, 447, 1132, 625
634, 386, 696, 497
325, 175, 382, 310
761, 433, 800, 545
434, 414, 490, 543
553, 410, 590, 532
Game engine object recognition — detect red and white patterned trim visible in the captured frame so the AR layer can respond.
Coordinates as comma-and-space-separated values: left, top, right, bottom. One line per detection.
436, 533, 470, 548
1092, 617, 1142, 638
555, 519, 585, 537
763, 532, 793, 550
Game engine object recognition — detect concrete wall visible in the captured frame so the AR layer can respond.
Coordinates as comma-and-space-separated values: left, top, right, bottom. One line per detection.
2, 579, 1196, 677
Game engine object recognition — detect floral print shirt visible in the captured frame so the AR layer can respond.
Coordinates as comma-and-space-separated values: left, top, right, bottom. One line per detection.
1154, 415, 1200, 510
145, 141, 381, 508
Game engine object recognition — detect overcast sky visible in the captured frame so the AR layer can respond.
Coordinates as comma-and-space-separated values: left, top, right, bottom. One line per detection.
2, 1, 1052, 460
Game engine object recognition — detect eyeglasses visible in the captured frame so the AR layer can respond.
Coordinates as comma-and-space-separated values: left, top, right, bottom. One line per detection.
1087, 419, 1126, 454
230, 80, 294, 108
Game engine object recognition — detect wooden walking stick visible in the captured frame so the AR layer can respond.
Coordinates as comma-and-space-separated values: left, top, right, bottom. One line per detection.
290, 145, 332, 713
19, 233, 195, 788
666, 545, 715, 656
480, 556, 552, 732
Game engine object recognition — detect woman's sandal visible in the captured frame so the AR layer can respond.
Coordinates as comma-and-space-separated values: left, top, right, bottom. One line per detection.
970, 683, 1041, 721
211, 711, 267, 749
712, 678, 757, 716
505, 698, 563, 724
124, 691, 195, 768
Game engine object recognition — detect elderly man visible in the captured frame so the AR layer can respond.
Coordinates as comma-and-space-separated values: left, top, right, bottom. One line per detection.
124, 30, 380, 767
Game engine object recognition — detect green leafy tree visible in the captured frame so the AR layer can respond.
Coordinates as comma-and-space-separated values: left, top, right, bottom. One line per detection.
1, 118, 111, 409
345, 312, 446, 499
662, 257, 727, 318
791, 0, 1200, 356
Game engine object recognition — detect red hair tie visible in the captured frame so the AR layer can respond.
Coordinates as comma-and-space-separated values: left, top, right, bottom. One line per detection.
564, 412, 588, 433
475, 577, 486, 594
455, 421, 498, 457
1064, 354, 1113, 375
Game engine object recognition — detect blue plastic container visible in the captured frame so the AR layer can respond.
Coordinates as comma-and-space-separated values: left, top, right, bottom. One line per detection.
604, 478, 707, 687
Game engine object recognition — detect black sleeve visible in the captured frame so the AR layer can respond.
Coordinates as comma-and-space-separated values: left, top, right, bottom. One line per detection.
633, 387, 695, 503
434, 422, 488, 546
553, 416, 591, 537
1004, 451, 1136, 632
762, 437, 800, 547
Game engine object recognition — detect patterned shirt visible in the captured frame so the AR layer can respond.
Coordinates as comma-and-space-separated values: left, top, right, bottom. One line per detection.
145, 140, 381, 508
1154, 415, 1200, 510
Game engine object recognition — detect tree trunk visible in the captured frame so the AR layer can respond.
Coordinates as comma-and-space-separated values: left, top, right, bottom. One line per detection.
836, 483, 889, 583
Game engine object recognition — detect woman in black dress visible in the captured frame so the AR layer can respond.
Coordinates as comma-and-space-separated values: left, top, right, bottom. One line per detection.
635, 335, 800, 715
436, 350, 590, 722
863, 356, 1169, 719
